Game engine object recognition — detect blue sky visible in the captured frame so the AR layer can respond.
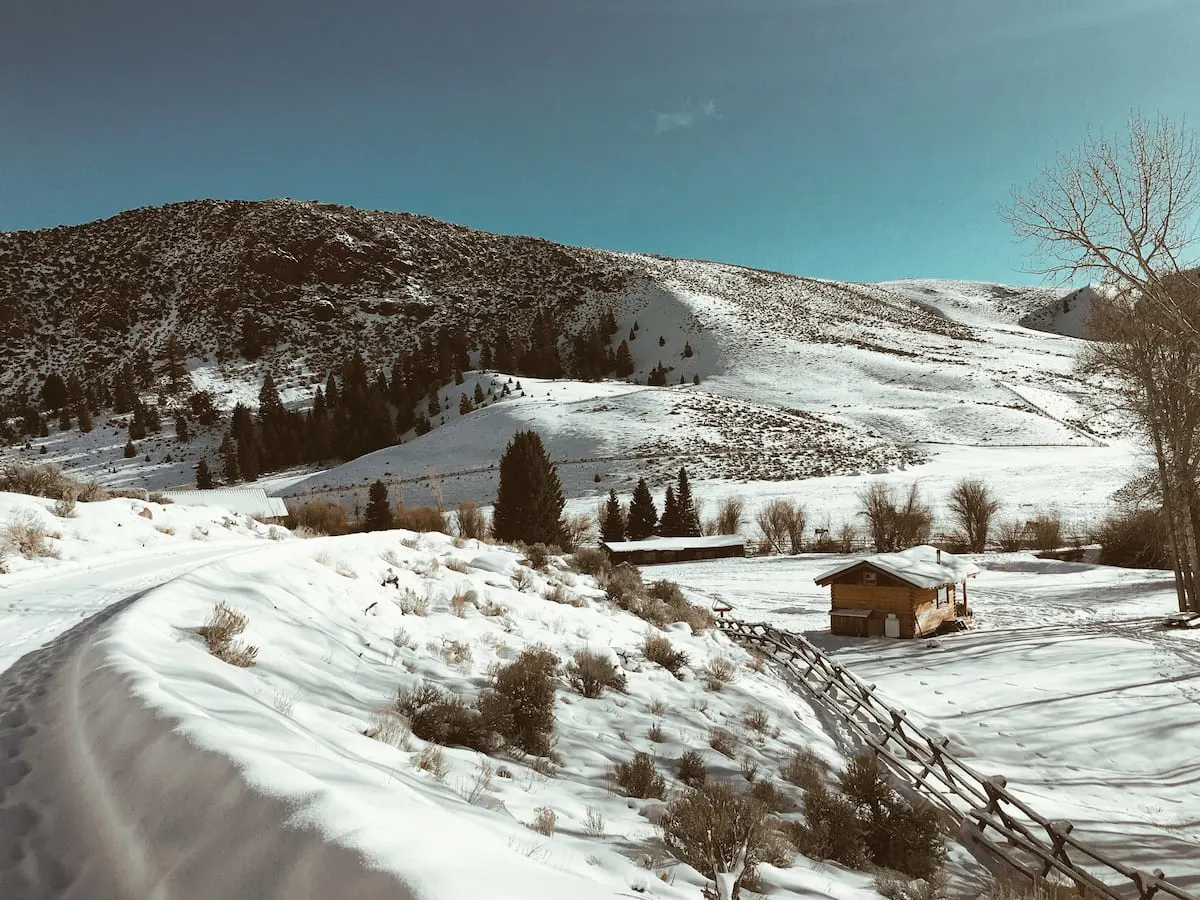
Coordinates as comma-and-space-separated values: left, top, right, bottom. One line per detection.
2, 0, 1197, 283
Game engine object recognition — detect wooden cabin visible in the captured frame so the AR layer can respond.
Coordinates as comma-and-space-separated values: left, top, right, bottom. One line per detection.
814, 545, 979, 639
601, 535, 746, 566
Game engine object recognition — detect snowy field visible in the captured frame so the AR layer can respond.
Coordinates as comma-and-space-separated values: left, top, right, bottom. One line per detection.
654, 552, 1200, 887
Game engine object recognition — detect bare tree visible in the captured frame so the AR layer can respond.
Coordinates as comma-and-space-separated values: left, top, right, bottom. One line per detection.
454, 500, 487, 541
947, 478, 1001, 552
713, 497, 745, 536
1006, 113, 1200, 611
858, 482, 933, 552
755, 499, 805, 555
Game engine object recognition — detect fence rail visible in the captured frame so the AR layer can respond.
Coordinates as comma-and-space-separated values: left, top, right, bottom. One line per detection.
716, 617, 1195, 900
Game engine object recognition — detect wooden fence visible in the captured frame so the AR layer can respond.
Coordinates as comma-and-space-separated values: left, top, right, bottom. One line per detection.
716, 617, 1195, 900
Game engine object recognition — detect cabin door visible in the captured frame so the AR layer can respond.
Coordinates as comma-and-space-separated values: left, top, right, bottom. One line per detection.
884, 614, 900, 639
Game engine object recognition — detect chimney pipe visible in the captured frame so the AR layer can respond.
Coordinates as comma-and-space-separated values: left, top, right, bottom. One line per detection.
936, 548, 942, 565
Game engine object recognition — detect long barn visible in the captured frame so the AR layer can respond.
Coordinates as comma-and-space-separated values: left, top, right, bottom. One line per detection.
601, 535, 746, 566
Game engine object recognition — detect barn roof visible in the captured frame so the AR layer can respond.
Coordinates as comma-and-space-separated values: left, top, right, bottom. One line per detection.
602, 535, 745, 553
814, 545, 979, 589
160, 487, 290, 519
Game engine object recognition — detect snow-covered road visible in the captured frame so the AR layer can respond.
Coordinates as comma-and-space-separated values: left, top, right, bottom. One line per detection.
0, 543, 419, 899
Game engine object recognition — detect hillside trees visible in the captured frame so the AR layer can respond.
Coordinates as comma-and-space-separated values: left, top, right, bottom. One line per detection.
599, 489, 626, 543
1005, 113, 1200, 611
362, 479, 394, 532
492, 430, 566, 546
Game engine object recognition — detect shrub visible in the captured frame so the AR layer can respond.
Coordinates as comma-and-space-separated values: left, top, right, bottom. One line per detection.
522, 542, 554, 571
3, 510, 57, 559
789, 782, 867, 869
749, 778, 787, 812
647, 722, 667, 742
562, 513, 593, 553
54, 492, 78, 518
455, 500, 487, 540
397, 590, 429, 616
567, 649, 626, 698
288, 499, 349, 535
415, 745, 449, 781
397, 680, 492, 751
875, 872, 950, 900
570, 546, 612, 577
477, 646, 558, 757
0, 461, 86, 501
709, 728, 738, 758
584, 806, 606, 836
529, 807, 557, 836
994, 519, 1027, 551
614, 751, 666, 799
1096, 508, 1170, 568
1027, 511, 1063, 551
743, 706, 771, 736
661, 782, 772, 898
677, 749, 708, 788
643, 633, 689, 676
394, 504, 448, 534
542, 582, 583, 607
702, 657, 738, 691
604, 563, 645, 607
840, 754, 945, 879
781, 748, 826, 792
197, 602, 259, 667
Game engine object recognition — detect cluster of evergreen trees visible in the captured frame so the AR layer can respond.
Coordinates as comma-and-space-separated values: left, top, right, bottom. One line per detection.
600, 467, 701, 542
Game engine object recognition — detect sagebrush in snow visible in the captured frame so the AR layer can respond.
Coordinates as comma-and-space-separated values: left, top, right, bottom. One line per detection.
197, 602, 259, 667
643, 633, 689, 676
567, 648, 626, 698
3, 510, 58, 560
614, 751, 666, 799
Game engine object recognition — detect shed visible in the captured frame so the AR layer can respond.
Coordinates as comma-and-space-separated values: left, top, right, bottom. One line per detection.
814, 545, 979, 639
159, 488, 291, 524
601, 535, 746, 566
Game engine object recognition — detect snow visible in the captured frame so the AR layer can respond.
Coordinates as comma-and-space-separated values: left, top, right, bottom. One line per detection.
815, 545, 980, 590
603, 535, 745, 552
0, 495, 888, 899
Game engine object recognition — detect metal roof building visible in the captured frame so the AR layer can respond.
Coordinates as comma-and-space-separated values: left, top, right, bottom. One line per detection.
159, 487, 290, 521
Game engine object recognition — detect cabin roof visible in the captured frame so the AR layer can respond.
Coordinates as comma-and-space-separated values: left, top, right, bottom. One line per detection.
160, 487, 290, 519
602, 535, 745, 553
814, 544, 980, 589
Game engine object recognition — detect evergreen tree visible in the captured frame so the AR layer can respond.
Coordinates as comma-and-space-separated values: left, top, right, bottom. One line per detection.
626, 478, 658, 540
427, 391, 441, 416
237, 436, 259, 481
600, 489, 626, 543
220, 435, 241, 483
196, 458, 213, 489
491, 430, 566, 546
175, 414, 189, 443
76, 403, 93, 434
57, 407, 71, 431
473, 382, 486, 404
659, 485, 682, 536
675, 466, 701, 537
614, 340, 635, 378
258, 373, 286, 423
362, 480, 394, 532
42, 373, 68, 410
459, 393, 473, 415
123, 438, 136, 459
683, 341, 694, 358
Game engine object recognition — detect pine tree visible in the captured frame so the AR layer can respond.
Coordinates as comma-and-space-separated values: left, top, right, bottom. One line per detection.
427, 391, 441, 416
675, 466, 701, 537
459, 393, 473, 415
238, 436, 259, 481
123, 438, 136, 459
614, 340, 635, 378
220, 435, 241, 483
682, 341, 693, 358
42, 373, 67, 410
473, 382, 486, 404
600, 489, 626, 543
196, 458, 213, 489
57, 407, 71, 431
659, 485, 681, 536
76, 403, 93, 434
362, 480, 393, 532
491, 430, 566, 546
175, 414, 189, 442
626, 478, 658, 540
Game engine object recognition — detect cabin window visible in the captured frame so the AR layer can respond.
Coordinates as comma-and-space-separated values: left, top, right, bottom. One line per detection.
863, 571, 877, 585
936, 586, 949, 608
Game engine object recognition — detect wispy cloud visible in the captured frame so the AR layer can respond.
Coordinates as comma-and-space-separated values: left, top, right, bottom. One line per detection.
654, 99, 719, 135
